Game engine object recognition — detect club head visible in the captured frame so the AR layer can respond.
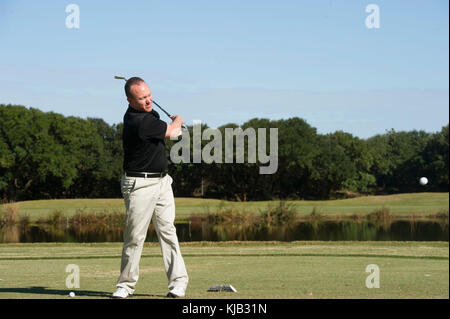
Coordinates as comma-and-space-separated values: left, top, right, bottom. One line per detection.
114, 75, 127, 81
207, 284, 237, 293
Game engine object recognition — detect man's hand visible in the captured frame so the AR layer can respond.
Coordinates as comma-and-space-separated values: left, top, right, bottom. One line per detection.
170, 115, 184, 124
165, 115, 184, 138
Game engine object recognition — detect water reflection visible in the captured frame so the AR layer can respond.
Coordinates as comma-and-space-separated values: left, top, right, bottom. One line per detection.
0, 218, 448, 243
190, 218, 448, 241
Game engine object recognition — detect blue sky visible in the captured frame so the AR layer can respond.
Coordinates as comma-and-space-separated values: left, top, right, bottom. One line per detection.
0, 0, 448, 138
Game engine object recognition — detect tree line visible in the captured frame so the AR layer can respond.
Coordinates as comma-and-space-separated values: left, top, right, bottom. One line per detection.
1, 104, 448, 202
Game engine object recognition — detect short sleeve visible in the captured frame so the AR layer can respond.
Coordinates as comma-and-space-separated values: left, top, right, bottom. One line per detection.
139, 113, 167, 140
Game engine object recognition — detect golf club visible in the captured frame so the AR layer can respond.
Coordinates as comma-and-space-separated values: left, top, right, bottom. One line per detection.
114, 75, 187, 130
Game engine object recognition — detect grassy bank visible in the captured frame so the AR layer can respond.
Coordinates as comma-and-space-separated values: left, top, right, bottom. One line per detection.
1, 193, 448, 222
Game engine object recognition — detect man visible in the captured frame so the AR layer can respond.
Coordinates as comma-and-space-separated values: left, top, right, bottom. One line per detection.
112, 77, 189, 298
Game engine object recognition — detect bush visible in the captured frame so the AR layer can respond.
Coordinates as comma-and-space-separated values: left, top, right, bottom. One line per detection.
260, 201, 297, 225
0, 203, 19, 226
366, 207, 392, 229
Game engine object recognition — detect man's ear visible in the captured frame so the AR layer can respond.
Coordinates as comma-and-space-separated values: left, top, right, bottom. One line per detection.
127, 97, 132, 104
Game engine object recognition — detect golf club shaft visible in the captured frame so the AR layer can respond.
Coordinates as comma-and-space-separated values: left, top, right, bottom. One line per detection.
152, 100, 172, 117
153, 100, 187, 130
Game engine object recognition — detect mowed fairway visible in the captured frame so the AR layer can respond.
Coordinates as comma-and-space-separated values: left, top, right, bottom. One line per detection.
0, 241, 448, 299
4, 192, 449, 221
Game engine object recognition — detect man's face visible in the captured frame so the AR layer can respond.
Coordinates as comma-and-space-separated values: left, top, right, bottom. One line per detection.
128, 81, 153, 112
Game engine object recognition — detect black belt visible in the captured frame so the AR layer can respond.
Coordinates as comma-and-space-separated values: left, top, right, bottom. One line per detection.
125, 171, 167, 178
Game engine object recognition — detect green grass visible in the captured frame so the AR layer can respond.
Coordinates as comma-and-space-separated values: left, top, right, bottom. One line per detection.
1, 194, 447, 299
2, 192, 449, 221
0, 241, 448, 299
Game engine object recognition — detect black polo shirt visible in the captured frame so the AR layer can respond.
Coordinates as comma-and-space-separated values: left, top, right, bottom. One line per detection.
122, 106, 168, 173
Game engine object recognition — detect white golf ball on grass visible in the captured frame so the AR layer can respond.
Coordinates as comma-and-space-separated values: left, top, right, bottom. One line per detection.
69, 291, 75, 298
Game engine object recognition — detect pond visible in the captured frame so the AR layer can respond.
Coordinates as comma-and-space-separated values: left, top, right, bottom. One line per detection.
0, 218, 447, 243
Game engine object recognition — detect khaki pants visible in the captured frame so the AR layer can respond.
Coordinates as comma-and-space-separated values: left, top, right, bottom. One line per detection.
116, 174, 188, 294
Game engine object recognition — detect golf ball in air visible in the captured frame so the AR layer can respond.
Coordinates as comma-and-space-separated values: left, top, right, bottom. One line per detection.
419, 177, 428, 185
69, 291, 75, 297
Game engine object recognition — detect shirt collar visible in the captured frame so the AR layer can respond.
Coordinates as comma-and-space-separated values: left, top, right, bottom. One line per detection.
128, 105, 160, 118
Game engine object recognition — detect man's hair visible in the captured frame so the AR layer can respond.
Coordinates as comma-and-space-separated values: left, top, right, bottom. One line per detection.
125, 77, 145, 98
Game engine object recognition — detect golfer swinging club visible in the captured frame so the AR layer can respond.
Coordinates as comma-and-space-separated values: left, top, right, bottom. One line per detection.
112, 77, 189, 298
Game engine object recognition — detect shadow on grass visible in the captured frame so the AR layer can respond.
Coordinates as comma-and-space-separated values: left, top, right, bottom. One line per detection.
0, 286, 166, 298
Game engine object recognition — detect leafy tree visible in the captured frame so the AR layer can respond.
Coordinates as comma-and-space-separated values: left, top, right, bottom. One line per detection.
329, 131, 376, 193
419, 125, 449, 191
1, 104, 448, 201
309, 134, 356, 198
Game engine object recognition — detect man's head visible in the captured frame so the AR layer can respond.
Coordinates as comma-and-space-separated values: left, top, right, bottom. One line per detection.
125, 77, 153, 112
